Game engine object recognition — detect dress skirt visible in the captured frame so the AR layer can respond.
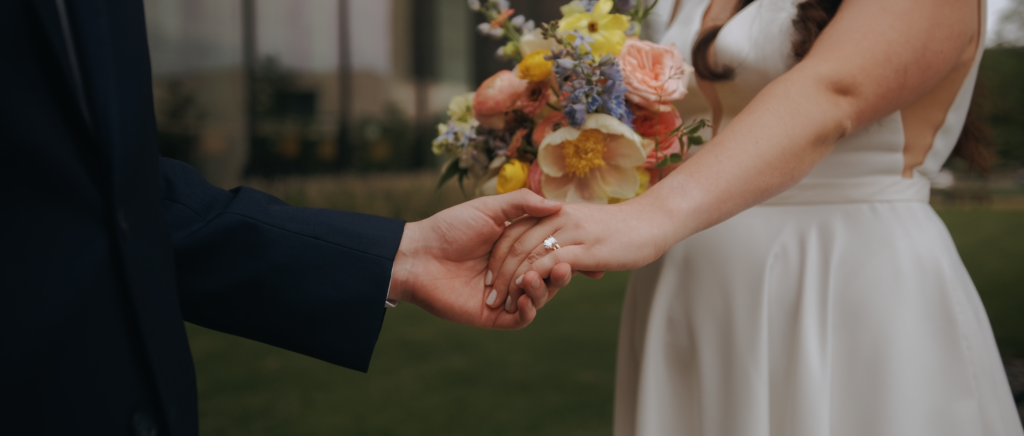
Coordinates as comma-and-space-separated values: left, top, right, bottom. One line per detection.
614, 201, 1023, 436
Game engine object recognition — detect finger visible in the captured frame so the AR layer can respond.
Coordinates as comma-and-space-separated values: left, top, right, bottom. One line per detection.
492, 294, 537, 330
528, 246, 584, 283
474, 189, 561, 227
540, 263, 573, 305
496, 222, 562, 313
521, 262, 572, 311
508, 241, 561, 307
580, 271, 605, 279
549, 263, 573, 288
522, 270, 549, 310
486, 217, 539, 308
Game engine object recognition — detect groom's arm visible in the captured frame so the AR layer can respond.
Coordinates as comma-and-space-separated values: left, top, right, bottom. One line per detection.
159, 157, 402, 372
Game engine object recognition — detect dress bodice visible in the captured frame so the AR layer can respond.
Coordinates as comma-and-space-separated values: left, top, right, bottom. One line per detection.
648, 0, 986, 204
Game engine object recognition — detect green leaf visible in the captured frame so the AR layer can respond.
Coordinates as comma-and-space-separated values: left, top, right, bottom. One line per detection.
683, 119, 706, 136
668, 153, 683, 164
457, 172, 471, 198
655, 157, 670, 168
436, 159, 461, 191
687, 135, 705, 146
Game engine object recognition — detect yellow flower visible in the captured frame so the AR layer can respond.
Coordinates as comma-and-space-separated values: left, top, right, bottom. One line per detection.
496, 159, 531, 194
557, 0, 630, 56
537, 113, 647, 203
516, 51, 554, 82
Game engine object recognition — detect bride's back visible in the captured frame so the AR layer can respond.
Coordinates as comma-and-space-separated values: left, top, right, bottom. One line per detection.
650, 0, 985, 205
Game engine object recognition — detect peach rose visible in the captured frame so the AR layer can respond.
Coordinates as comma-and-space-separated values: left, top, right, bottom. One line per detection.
532, 111, 569, 146
618, 39, 693, 112
473, 70, 529, 129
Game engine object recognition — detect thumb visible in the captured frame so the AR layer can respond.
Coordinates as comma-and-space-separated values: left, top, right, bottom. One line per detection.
477, 189, 561, 226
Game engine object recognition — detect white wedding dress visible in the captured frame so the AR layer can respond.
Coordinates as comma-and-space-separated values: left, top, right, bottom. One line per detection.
614, 0, 1024, 435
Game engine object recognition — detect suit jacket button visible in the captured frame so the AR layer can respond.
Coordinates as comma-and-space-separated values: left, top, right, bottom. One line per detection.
133, 411, 158, 436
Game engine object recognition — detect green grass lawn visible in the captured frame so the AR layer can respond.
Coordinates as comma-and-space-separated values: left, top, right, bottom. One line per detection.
187, 207, 1023, 435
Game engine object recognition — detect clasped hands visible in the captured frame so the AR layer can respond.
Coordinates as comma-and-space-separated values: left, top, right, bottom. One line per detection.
388, 189, 674, 330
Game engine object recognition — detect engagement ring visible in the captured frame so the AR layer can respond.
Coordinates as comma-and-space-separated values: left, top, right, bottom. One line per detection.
543, 236, 560, 250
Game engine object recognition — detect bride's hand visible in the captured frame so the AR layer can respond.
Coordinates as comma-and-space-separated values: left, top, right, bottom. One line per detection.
487, 199, 674, 313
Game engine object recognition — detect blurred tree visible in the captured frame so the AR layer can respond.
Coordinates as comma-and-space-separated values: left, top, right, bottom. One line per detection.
979, 47, 1024, 167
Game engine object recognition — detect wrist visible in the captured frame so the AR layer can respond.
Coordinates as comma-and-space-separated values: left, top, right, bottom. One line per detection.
389, 221, 421, 303
634, 177, 695, 246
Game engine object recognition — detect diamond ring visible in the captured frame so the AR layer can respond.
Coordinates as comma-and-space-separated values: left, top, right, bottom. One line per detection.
543, 236, 561, 250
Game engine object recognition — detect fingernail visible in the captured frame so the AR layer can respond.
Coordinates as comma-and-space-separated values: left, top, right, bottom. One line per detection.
530, 276, 541, 290
486, 289, 497, 306
528, 299, 534, 309
543, 199, 560, 206
485, 270, 493, 286
515, 275, 524, 287
505, 296, 513, 312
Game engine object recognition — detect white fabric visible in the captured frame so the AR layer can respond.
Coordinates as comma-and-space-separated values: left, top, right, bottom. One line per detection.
614, 0, 1024, 435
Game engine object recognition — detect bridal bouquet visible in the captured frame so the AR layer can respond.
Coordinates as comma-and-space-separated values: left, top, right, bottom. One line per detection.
432, 0, 707, 204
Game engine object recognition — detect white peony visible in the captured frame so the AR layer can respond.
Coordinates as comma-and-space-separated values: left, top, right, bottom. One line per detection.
537, 113, 653, 204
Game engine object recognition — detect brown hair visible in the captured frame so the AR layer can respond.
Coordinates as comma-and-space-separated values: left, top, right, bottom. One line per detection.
691, 0, 993, 172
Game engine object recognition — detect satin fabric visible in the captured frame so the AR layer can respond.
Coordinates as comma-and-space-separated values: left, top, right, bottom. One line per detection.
614, 0, 1023, 434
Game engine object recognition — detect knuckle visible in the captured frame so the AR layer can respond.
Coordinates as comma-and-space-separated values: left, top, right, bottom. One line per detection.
509, 240, 528, 259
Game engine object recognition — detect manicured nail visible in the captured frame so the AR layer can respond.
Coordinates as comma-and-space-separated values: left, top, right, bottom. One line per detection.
543, 199, 560, 206
486, 270, 493, 286
486, 289, 497, 306
505, 296, 513, 312
530, 276, 541, 290
515, 275, 524, 287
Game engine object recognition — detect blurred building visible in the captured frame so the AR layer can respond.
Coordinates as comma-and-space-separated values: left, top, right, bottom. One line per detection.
143, 0, 562, 186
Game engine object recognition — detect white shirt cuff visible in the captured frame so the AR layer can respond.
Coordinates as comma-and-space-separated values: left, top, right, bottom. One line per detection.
384, 264, 398, 308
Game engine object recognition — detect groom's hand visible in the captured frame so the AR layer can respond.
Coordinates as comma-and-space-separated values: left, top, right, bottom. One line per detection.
387, 189, 574, 329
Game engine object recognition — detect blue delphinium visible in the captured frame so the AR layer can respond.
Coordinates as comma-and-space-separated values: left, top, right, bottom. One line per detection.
597, 55, 633, 125
547, 31, 634, 128
433, 120, 478, 157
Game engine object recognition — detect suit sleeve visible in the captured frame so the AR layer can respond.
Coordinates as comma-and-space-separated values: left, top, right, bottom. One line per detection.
158, 158, 404, 372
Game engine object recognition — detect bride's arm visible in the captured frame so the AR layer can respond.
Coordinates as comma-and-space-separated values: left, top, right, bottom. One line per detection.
488, 0, 981, 311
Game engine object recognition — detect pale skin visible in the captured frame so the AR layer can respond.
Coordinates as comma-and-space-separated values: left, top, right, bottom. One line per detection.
487, 0, 982, 311
386, 189, 576, 329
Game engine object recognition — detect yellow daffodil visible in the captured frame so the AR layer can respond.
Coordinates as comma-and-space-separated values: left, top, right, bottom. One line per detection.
496, 158, 531, 194
516, 51, 553, 82
557, 0, 630, 56
537, 114, 651, 203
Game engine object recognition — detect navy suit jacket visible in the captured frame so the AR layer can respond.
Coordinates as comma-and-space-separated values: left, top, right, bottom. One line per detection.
0, 1, 404, 435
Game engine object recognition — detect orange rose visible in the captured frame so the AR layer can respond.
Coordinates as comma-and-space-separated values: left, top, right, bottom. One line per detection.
527, 159, 544, 197
532, 111, 569, 146
473, 70, 528, 129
